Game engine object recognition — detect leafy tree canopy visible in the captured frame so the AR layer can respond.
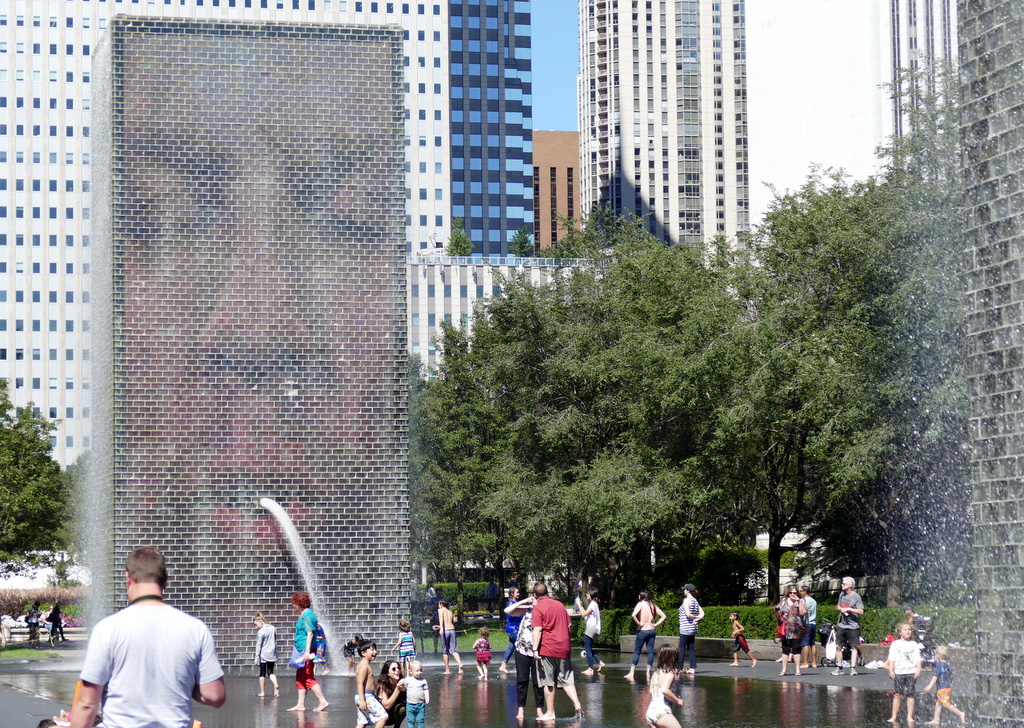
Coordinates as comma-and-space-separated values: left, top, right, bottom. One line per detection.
411, 67, 967, 607
0, 380, 71, 574
509, 225, 534, 257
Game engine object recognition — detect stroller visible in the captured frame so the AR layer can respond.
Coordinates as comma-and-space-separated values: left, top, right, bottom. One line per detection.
818, 620, 864, 667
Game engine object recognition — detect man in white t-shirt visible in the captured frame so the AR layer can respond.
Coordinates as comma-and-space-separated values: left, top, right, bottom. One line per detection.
70, 547, 226, 728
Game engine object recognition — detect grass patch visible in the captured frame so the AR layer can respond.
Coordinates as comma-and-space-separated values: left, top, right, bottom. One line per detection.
0, 646, 59, 659
406, 622, 511, 656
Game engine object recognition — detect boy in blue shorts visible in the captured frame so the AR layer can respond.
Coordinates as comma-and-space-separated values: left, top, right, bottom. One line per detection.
355, 641, 388, 728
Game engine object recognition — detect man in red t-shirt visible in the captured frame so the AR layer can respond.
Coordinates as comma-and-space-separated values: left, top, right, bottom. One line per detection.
531, 582, 584, 720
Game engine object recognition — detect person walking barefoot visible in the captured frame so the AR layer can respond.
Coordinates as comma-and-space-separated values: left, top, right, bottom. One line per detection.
287, 591, 330, 712
253, 612, 280, 697
580, 587, 605, 676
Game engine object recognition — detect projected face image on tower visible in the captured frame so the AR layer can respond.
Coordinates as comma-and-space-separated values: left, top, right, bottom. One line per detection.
94, 19, 408, 663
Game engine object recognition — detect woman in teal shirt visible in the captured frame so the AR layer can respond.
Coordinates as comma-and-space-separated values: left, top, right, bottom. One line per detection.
287, 591, 330, 712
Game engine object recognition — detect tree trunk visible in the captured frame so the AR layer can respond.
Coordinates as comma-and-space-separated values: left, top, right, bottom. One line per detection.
887, 557, 902, 608
766, 537, 783, 605
607, 553, 624, 608
455, 564, 465, 625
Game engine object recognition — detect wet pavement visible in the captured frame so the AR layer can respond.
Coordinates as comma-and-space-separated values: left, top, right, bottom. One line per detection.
0, 638, 974, 728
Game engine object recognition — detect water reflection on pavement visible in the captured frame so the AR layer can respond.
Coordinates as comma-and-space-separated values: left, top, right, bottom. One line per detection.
1, 657, 975, 728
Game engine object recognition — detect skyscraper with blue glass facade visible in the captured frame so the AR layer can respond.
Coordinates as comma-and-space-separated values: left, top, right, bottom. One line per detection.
449, 0, 533, 256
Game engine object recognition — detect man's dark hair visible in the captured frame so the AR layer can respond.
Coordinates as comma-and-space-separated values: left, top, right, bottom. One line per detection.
533, 582, 548, 598
126, 546, 167, 588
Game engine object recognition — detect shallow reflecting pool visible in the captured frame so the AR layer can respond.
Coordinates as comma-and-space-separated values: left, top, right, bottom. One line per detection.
1, 656, 976, 728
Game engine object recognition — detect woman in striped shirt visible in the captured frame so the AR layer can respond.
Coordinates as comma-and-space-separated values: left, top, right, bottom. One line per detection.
677, 584, 704, 674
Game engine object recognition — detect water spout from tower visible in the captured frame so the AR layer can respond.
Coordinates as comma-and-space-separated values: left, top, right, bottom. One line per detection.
259, 497, 338, 655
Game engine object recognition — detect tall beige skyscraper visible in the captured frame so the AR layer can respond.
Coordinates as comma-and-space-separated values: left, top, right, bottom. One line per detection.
746, 0, 957, 224
578, 0, 749, 246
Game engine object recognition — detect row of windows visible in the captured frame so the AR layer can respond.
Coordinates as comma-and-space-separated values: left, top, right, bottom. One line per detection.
451, 109, 524, 124
450, 15, 502, 30
405, 162, 444, 174
43, 407, 90, 420
410, 284, 500, 297
452, 181, 505, 194
2, 348, 90, 361
0, 152, 91, 164
0, 261, 83, 272
0, 291, 89, 303
408, 214, 445, 227
450, 39, 503, 53
410, 135, 444, 147
0, 207, 89, 219
0, 125, 90, 137
9, 376, 90, 390
353, 2, 441, 14
47, 436, 88, 448
0, 71, 90, 83
0, 44, 90, 55
1, 98, 90, 110
1, 235, 90, 247
1, 320, 89, 332
451, 134, 524, 148
0, 15, 104, 29
408, 82, 443, 94
409, 188, 445, 200
2, 180, 90, 192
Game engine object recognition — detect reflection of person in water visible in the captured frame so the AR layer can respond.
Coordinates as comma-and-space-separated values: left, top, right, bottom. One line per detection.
109, 21, 406, 636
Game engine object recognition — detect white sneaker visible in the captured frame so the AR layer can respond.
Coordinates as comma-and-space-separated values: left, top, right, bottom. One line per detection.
831, 668, 843, 676
849, 668, 858, 676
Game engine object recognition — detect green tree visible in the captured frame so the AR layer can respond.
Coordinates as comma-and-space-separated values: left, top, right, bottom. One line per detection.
801, 64, 969, 605
414, 211, 739, 605
697, 174, 910, 603
508, 225, 534, 257
409, 323, 507, 617
0, 380, 70, 573
446, 217, 474, 256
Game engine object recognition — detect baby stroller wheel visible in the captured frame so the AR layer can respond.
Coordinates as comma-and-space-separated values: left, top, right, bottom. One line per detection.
820, 656, 836, 667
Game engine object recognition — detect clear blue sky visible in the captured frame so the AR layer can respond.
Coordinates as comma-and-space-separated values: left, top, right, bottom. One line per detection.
531, 1, 580, 132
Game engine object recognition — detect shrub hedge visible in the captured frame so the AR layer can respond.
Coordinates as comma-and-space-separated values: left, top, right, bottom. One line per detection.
421, 582, 491, 603
569, 604, 973, 647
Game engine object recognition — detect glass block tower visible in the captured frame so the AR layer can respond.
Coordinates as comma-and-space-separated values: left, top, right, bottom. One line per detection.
0, 0, 533, 467
579, 0, 749, 246
91, 15, 408, 665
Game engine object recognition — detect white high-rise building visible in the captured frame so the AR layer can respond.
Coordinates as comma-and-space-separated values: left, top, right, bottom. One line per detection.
407, 253, 576, 369
1, 0, 532, 467
578, 0, 749, 246
746, 0, 957, 223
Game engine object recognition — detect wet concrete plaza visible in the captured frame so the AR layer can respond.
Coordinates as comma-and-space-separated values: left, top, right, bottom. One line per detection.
1, 652, 977, 728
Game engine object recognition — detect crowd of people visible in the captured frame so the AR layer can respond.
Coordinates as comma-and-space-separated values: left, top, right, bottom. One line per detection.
23, 555, 965, 728
1, 600, 70, 649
